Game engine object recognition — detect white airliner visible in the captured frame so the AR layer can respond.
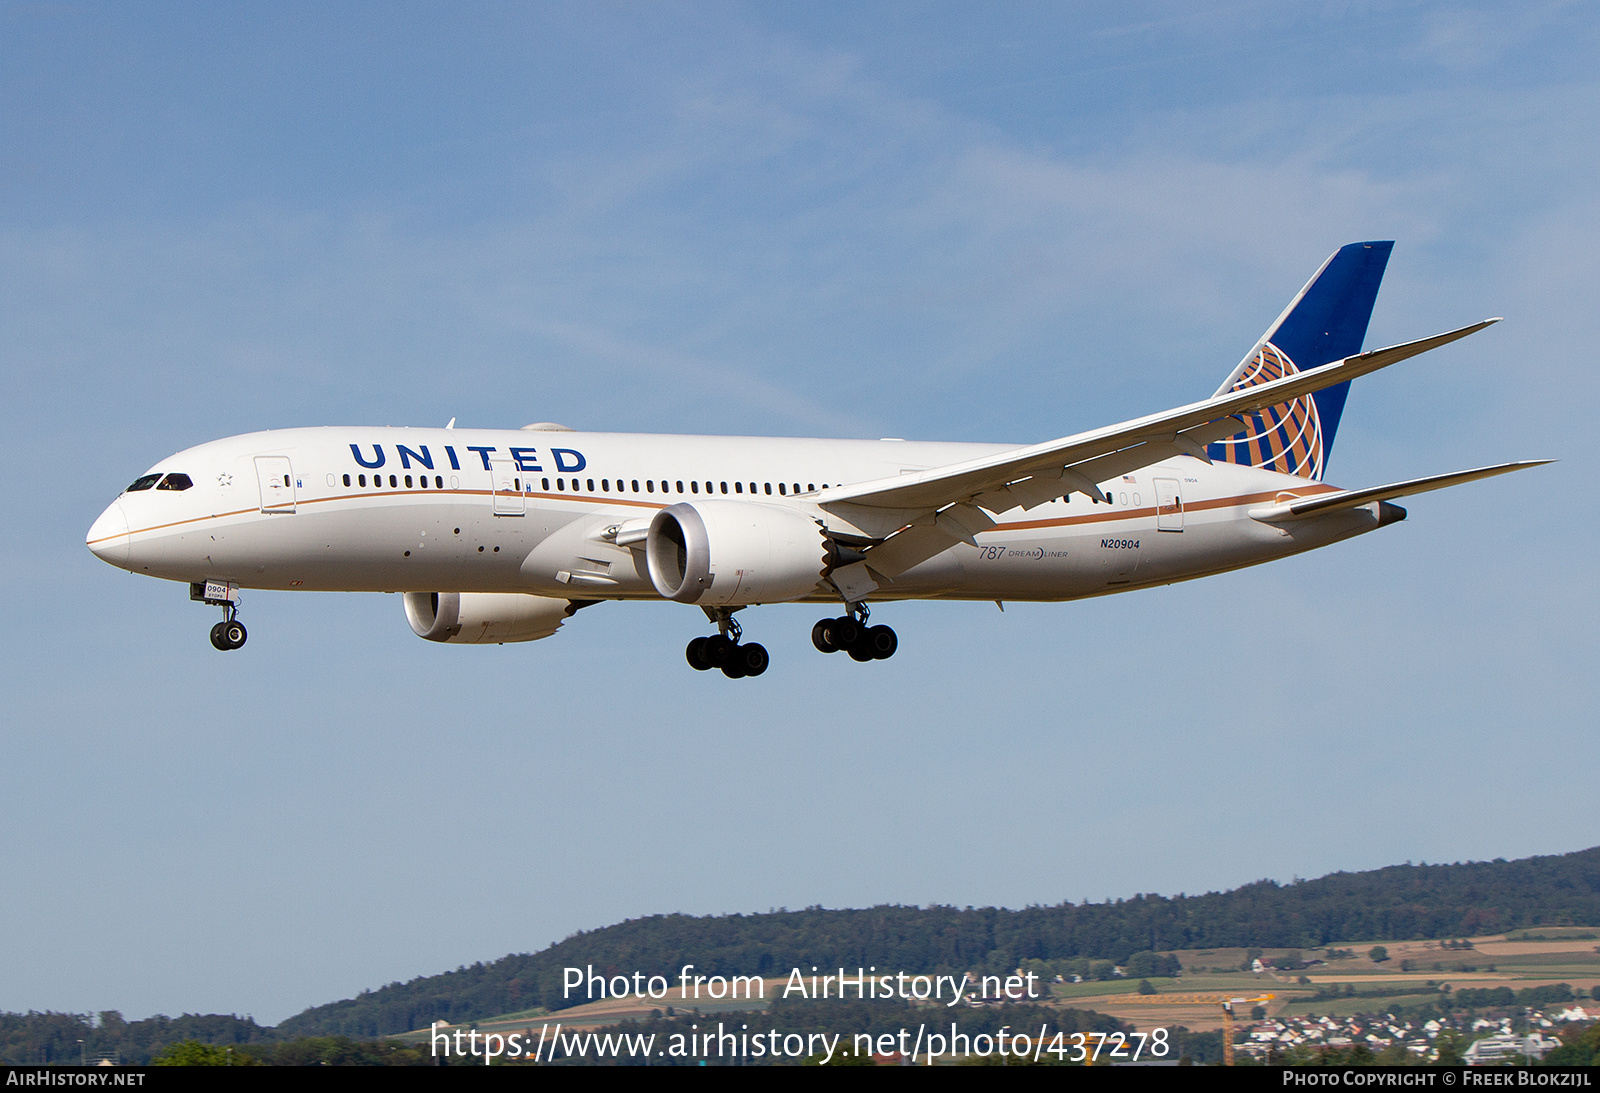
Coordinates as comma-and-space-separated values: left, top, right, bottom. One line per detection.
88, 242, 1546, 677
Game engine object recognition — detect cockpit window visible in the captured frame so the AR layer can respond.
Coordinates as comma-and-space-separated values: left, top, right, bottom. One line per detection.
125, 474, 162, 492
155, 473, 194, 491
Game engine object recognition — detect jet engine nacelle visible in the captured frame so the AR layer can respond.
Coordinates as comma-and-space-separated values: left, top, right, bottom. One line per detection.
646, 501, 828, 606
403, 591, 573, 644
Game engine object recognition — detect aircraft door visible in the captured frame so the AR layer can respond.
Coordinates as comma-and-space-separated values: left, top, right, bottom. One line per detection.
255, 456, 297, 514
491, 458, 526, 516
1155, 477, 1183, 531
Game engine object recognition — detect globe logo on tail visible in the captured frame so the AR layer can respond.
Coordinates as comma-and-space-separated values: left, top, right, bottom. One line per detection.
1208, 342, 1325, 480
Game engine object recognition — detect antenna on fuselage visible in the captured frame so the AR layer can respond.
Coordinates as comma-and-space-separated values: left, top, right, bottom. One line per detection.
445, 417, 456, 429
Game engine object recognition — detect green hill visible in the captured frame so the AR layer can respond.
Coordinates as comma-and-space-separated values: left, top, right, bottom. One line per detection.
276, 845, 1600, 1038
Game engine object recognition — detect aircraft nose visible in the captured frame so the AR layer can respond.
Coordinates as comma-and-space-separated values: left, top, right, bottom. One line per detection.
87, 500, 130, 567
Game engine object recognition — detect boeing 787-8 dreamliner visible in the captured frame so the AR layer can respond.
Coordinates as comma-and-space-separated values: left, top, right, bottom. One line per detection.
87, 242, 1546, 677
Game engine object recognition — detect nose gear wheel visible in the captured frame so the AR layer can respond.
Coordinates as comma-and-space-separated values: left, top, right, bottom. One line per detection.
208, 617, 247, 650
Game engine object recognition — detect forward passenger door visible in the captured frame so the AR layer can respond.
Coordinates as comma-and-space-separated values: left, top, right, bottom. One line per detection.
491, 457, 526, 516
255, 456, 296, 514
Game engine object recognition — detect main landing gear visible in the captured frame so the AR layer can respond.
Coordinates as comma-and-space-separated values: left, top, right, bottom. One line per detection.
684, 604, 895, 677
686, 609, 768, 679
812, 603, 896, 662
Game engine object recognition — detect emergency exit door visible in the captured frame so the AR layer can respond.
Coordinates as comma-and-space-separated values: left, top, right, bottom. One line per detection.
1155, 477, 1184, 531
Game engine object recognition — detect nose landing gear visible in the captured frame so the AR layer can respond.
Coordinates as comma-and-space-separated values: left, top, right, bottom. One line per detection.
812, 603, 895, 661
686, 608, 767, 678
192, 581, 247, 651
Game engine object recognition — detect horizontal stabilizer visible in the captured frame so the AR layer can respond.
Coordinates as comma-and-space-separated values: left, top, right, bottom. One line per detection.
822, 319, 1499, 525
1247, 460, 1553, 522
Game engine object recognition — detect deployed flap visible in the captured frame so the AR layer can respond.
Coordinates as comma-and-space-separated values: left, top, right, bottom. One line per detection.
1247, 460, 1552, 522
821, 319, 1497, 521
855, 504, 997, 579
857, 523, 959, 579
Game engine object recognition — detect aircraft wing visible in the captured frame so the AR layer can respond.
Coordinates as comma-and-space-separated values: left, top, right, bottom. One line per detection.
1244, 461, 1553, 522
818, 319, 1498, 585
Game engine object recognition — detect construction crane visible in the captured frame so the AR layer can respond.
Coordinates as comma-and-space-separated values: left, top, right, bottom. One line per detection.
1123, 992, 1276, 1066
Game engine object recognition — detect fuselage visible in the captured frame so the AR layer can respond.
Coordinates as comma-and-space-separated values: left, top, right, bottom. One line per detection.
87, 425, 1384, 604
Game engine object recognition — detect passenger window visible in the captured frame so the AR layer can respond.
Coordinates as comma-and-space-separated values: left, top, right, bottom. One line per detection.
720, 482, 728, 494
735, 482, 743, 494
587, 478, 595, 491
542, 478, 550, 490
343, 474, 352, 487
632, 480, 640, 492
157, 473, 194, 491
807, 483, 814, 492
419, 476, 427, 488
405, 475, 413, 488
765, 483, 772, 495
557, 479, 564, 490
126, 474, 162, 492
691, 481, 699, 494
602, 479, 610, 492
389, 475, 397, 488
778, 483, 786, 495
435, 476, 443, 488
646, 480, 654, 493
676, 480, 684, 493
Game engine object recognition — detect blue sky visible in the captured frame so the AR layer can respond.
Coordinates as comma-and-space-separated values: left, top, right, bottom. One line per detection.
3, 3, 1596, 1025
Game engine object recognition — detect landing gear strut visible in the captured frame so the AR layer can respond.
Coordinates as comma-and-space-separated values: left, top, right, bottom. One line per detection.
193, 581, 247, 651
686, 608, 768, 678
812, 602, 896, 661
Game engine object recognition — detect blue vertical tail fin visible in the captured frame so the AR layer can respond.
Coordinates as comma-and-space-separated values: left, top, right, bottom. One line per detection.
1206, 241, 1393, 480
